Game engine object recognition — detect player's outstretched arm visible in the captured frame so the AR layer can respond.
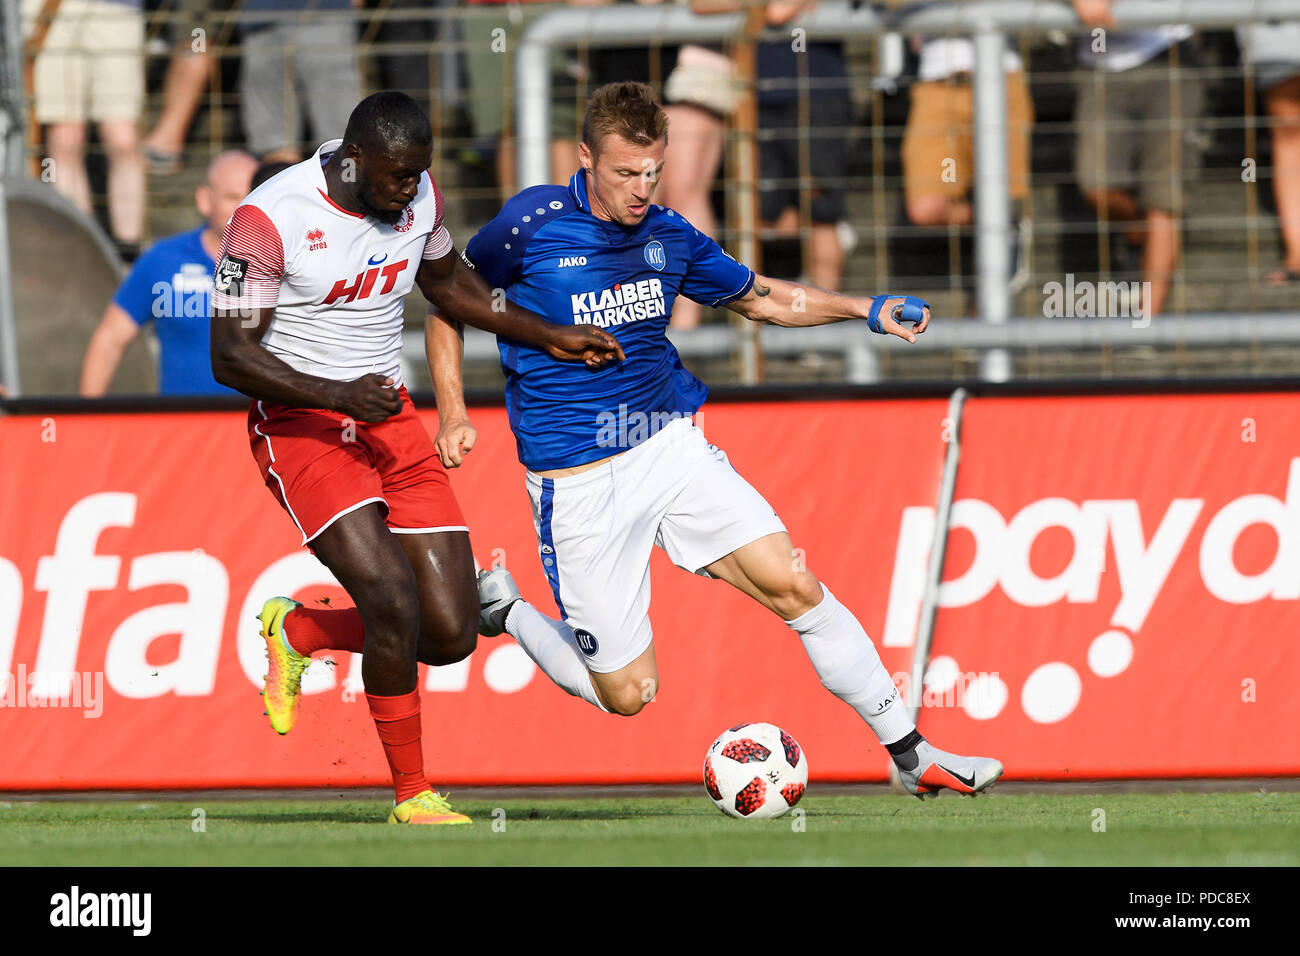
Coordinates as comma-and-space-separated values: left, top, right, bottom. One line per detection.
415, 248, 626, 368
425, 308, 476, 468
210, 305, 403, 422
725, 274, 931, 343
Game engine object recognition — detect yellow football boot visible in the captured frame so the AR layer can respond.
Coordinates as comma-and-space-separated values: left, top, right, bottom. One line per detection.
257, 596, 311, 735
387, 790, 473, 825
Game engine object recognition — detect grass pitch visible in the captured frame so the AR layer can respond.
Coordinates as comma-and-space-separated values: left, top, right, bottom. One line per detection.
1, 789, 1297, 866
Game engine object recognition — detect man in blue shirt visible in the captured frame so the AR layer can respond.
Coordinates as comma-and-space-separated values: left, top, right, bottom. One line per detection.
465, 82, 1001, 801
80, 150, 257, 396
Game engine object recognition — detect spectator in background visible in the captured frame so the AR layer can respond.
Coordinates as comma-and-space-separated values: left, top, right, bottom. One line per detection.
1072, 0, 1202, 317
22, 0, 146, 260
1238, 21, 1300, 286
462, 0, 582, 197
658, 2, 742, 329
901, 29, 1033, 287
238, 0, 361, 162
250, 157, 294, 190
79, 151, 257, 397
373, 0, 451, 119
756, 2, 851, 297
464, 0, 683, 199
140, 0, 226, 174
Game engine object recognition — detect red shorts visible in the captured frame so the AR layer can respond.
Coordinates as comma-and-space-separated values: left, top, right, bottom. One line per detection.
248, 388, 467, 546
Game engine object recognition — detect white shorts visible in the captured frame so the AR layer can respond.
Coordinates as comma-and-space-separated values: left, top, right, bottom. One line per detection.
525, 416, 786, 674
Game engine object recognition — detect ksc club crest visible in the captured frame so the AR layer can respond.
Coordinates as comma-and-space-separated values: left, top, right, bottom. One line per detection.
644, 240, 665, 271
394, 205, 414, 233
573, 629, 599, 657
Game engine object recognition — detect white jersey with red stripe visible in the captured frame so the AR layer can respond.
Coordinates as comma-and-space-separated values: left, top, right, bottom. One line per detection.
211, 138, 452, 388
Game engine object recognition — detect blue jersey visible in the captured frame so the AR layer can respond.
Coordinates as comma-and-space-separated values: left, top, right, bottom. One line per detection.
464, 171, 754, 471
112, 226, 238, 396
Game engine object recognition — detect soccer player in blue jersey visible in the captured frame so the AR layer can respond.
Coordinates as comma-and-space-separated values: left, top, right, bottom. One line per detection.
465, 82, 1001, 798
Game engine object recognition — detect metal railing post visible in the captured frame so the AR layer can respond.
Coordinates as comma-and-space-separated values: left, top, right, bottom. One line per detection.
0, 178, 20, 396
973, 26, 1011, 382
516, 29, 552, 189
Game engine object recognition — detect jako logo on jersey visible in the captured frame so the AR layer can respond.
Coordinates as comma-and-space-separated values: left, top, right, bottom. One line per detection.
570, 278, 665, 328
644, 240, 666, 271
306, 228, 326, 251
324, 259, 410, 305
557, 256, 587, 268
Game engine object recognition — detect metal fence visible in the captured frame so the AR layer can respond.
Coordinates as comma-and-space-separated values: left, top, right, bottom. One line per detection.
6, 0, 1300, 397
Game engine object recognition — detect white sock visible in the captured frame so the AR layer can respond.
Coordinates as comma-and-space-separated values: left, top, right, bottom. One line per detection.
785, 585, 915, 745
505, 601, 609, 713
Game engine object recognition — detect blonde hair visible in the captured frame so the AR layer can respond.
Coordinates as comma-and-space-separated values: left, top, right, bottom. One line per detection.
581, 82, 669, 157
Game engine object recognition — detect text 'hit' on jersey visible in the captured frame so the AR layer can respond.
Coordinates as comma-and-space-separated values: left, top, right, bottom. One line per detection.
211, 139, 453, 388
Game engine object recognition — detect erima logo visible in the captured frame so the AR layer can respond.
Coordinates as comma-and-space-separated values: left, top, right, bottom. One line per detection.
49, 886, 151, 936
368, 253, 387, 266
571, 278, 665, 328
557, 256, 587, 268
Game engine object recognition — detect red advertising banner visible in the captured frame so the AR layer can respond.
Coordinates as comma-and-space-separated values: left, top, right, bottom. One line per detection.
913, 393, 1300, 779
0, 399, 945, 789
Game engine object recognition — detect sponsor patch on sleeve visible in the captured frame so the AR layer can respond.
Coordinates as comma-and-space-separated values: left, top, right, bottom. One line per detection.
214, 255, 248, 296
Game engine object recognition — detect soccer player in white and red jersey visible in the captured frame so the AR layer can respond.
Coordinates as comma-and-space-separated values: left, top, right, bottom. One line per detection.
210, 91, 622, 825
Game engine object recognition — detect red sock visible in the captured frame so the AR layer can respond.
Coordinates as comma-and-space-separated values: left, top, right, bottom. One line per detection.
284, 606, 365, 656
367, 691, 431, 804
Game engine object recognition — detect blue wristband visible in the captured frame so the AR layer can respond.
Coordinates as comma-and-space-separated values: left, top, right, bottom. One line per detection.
866, 295, 930, 334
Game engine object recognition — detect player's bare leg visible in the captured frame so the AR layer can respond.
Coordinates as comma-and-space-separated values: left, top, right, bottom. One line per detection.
261, 530, 477, 719
299, 505, 421, 694
395, 530, 479, 666
705, 531, 1003, 799
271, 503, 469, 823
586, 644, 659, 716
253, 530, 478, 671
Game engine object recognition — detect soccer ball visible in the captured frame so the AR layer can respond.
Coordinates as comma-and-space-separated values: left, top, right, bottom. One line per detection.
703, 722, 809, 819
